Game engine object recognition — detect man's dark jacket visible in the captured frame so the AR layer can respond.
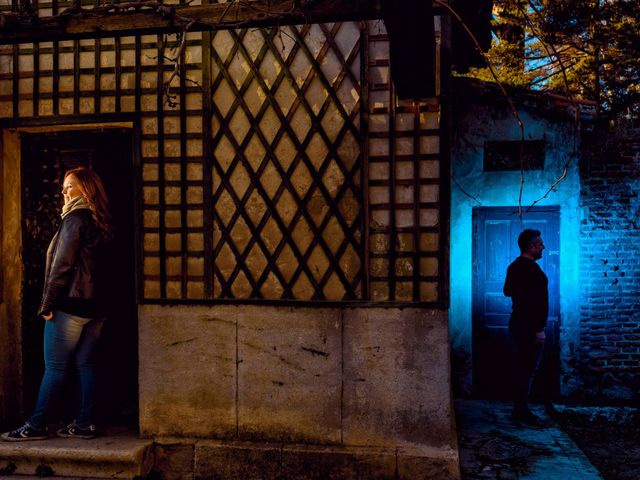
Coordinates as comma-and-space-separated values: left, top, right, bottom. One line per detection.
503, 256, 548, 342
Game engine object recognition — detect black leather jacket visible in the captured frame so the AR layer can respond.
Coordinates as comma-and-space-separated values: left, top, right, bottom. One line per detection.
39, 209, 105, 318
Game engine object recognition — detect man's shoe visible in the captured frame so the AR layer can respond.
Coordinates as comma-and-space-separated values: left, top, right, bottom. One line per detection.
511, 409, 544, 428
56, 421, 97, 439
1, 421, 49, 441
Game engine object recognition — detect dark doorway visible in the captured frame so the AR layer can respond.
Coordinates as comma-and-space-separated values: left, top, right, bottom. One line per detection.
21, 128, 137, 427
472, 206, 560, 401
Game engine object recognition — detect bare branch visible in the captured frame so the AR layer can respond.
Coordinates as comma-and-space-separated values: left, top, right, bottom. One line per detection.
451, 175, 482, 205
519, 0, 582, 211
434, 0, 526, 215
163, 19, 195, 107
529, 61, 579, 86
526, 164, 568, 211
523, 45, 572, 61
520, 0, 574, 103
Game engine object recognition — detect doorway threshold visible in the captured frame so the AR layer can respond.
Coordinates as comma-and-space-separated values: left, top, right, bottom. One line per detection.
0, 426, 151, 478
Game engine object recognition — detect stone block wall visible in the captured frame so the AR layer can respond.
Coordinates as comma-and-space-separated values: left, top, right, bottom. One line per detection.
150, 440, 460, 480
576, 130, 640, 402
138, 304, 459, 478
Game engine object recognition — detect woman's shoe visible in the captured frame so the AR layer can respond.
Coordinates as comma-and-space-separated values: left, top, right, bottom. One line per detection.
56, 421, 97, 439
1, 421, 49, 441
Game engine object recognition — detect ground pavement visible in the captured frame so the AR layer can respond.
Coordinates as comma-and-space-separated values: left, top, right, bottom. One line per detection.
455, 400, 604, 480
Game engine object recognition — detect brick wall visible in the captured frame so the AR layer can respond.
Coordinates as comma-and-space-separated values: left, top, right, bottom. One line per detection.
577, 129, 640, 402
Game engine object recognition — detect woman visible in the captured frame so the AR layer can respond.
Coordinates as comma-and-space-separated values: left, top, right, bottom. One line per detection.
1, 167, 111, 441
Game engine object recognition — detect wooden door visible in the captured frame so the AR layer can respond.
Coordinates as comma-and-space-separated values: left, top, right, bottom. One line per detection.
472, 206, 560, 401
21, 128, 137, 426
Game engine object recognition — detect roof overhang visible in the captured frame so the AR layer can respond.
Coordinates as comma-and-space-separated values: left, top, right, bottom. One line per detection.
0, 0, 446, 45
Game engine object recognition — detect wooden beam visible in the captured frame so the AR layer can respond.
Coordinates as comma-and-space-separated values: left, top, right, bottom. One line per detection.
0, 0, 392, 44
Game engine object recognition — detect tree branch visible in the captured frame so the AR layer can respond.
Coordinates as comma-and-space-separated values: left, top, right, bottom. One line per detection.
434, 0, 527, 215
451, 174, 482, 205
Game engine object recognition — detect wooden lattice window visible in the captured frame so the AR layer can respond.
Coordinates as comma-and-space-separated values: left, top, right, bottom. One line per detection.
0, 13, 447, 306
209, 24, 363, 301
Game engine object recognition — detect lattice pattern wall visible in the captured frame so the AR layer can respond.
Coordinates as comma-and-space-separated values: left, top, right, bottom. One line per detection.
208, 24, 363, 301
365, 23, 442, 302
0, 3, 446, 305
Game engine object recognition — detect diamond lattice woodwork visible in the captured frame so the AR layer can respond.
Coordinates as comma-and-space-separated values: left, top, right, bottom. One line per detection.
0, 11, 445, 305
209, 24, 363, 300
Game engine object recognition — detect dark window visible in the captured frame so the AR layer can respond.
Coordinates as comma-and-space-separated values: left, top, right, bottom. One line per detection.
483, 140, 545, 171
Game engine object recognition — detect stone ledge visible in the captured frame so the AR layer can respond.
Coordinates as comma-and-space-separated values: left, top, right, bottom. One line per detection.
0, 428, 152, 478
152, 438, 461, 480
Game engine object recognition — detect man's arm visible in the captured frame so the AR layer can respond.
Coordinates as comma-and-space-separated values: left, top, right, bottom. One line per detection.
503, 264, 514, 297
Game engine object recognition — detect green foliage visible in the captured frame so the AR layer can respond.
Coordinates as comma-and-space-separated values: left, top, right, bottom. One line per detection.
462, 0, 640, 121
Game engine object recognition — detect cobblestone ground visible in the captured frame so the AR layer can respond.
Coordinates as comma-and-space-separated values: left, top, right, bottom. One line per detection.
458, 429, 551, 479
456, 400, 604, 480
551, 405, 640, 480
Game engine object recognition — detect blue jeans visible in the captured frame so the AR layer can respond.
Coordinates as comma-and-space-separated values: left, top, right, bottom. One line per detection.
30, 311, 104, 429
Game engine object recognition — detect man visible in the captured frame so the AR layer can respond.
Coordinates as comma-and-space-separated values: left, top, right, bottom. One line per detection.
503, 229, 548, 426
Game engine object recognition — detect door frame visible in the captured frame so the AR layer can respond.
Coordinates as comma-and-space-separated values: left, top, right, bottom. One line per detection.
0, 120, 140, 424
471, 205, 561, 400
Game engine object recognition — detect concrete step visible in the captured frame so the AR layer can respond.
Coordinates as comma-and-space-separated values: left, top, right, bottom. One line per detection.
0, 426, 153, 478
0, 474, 125, 479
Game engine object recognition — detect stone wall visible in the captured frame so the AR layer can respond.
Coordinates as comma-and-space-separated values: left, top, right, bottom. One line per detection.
138, 304, 459, 478
150, 440, 460, 480
575, 130, 640, 402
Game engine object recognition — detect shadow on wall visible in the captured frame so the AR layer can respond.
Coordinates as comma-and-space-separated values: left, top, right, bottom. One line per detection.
451, 349, 473, 398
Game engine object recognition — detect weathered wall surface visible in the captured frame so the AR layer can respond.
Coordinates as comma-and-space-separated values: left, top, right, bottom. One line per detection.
139, 304, 455, 450
575, 130, 640, 402
0, 130, 22, 428
151, 440, 460, 480
449, 94, 582, 397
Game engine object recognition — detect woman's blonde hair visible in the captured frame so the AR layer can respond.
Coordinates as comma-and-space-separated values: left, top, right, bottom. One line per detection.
64, 167, 112, 234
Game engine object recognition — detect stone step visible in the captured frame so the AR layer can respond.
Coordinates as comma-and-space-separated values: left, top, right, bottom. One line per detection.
0, 477, 96, 479
0, 427, 152, 478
